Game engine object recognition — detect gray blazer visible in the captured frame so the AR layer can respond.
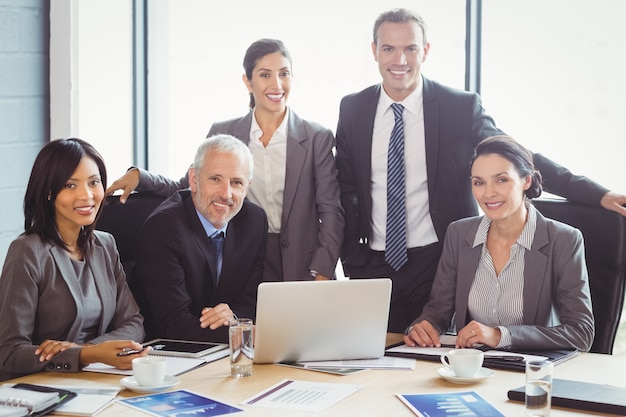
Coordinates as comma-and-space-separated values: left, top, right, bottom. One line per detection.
414, 206, 594, 351
0, 231, 145, 380
138, 109, 344, 280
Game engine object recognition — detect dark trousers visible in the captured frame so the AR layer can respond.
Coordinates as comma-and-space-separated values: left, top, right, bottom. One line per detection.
344, 242, 443, 333
263, 233, 284, 282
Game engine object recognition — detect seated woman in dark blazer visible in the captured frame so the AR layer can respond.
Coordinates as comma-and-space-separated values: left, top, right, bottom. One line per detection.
0, 138, 147, 381
404, 135, 594, 351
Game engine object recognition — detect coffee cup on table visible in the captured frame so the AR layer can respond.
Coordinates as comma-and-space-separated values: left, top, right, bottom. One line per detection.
440, 348, 484, 378
132, 356, 166, 387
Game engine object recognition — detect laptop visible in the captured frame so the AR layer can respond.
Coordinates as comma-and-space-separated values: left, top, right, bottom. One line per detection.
253, 278, 392, 363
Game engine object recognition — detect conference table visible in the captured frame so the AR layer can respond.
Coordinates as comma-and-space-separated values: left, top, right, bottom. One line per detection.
5, 334, 626, 416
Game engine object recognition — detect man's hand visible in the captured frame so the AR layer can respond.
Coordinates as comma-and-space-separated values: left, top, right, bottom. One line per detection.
600, 191, 626, 217
199, 303, 235, 330
105, 168, 140, 203
314, 274, 331, 281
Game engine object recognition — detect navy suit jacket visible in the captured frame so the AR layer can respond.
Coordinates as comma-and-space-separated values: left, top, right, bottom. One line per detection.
335, 77, 608, 265
137, 109, 344, 280
132, 190, 267, 343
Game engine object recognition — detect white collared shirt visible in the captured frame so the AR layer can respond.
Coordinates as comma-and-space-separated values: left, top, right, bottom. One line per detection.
247, 108, 288, 233
370, 78, 438, 250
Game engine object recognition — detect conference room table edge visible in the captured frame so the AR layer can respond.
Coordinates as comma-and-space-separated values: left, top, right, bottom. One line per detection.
4, 333, 625, 416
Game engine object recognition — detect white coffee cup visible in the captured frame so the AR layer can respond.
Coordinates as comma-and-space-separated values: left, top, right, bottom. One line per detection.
132, 356, 166, 387
440, 348, 484, 378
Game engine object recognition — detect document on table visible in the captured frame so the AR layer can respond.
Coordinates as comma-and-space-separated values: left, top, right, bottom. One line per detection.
241, 379, 362, 412
386, 344, 548, 363
49, 386, 121, 416
298, 356, 416, 370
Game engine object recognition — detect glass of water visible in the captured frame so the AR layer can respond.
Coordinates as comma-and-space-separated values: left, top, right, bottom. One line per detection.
229, 318, 254, 377
525, 360, 553, 416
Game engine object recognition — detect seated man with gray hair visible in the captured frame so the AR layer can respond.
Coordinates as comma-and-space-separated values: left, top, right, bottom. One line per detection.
132, 134, 268, 343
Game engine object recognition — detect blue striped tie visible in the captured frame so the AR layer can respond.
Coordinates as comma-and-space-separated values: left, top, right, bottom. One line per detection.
211, 231, 224, 282
385, 103, 408, 271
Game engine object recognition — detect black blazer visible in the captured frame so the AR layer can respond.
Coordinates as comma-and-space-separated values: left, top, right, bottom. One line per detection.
132, 190, 268, 343
335, 77, 608, 264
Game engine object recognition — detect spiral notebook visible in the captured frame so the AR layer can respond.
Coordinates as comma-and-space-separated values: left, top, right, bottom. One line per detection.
0, 384, 76, 417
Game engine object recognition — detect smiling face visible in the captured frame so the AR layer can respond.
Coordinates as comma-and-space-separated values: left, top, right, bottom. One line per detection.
54, 156, 105, 237
189, 150, 250, 229
243, 52, 291, 117
372, 21, 429, 102
470, 153, 532, 223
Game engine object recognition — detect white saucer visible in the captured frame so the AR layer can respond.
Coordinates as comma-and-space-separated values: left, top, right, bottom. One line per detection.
120, 375, 181, 393
436, 367, 495, 384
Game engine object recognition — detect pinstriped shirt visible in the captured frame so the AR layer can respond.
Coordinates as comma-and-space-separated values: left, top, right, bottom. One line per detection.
467, 204, 537, 348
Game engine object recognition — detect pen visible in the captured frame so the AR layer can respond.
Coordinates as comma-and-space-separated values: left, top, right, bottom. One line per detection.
116, 347, 146, 357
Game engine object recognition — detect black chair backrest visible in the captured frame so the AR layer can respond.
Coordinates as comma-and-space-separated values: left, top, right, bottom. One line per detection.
96, 193, 167, 277
533, 198, 626, 354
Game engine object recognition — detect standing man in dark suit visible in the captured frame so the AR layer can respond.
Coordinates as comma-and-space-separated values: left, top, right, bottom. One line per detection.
336, 8, 626, 333
132, 134, 268, 343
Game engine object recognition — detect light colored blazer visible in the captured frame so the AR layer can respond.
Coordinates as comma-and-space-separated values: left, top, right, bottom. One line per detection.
0, 231, 145, 380
138, 109, 344, 280
413, 206, 594, 351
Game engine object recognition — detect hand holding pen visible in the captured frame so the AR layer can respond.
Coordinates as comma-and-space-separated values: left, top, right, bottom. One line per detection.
117, 346, 152, 357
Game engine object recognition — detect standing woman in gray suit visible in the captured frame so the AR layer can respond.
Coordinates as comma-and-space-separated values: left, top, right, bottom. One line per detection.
0, 138, 147, 381
403, 135, 594, 352
208, 38, 344, 281
108, 39, 344, 282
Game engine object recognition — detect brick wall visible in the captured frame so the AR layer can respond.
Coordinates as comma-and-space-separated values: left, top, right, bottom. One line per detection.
0, 0, 49, 265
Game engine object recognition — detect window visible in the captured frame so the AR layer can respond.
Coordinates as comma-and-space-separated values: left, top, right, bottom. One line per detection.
146, 1, 466, 178
51, 1, 624, 196
482, 0, 626, 192
50, 0, 133, 181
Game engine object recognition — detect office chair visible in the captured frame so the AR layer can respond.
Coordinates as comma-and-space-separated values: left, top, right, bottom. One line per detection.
96, 192, 167, 278
533, 198, 626, 354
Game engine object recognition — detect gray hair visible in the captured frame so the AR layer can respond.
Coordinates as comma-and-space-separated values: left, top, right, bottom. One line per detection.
192, 134, 254, 181
373, 8, 428, 46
